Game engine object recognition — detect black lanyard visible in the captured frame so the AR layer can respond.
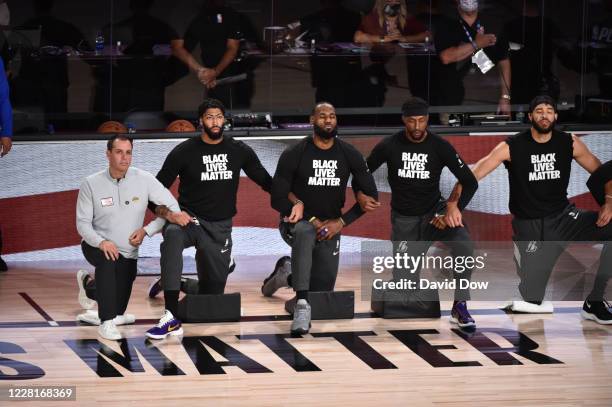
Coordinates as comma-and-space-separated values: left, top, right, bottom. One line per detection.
460, 19, 481, 49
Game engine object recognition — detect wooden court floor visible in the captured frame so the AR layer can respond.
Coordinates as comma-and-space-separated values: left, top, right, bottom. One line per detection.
0, 255, 611, 406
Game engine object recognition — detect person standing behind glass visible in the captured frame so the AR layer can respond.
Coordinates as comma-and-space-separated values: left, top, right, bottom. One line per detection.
503, 0, 561, 104
432, 0, 511, 117
354, 0, 430, 105
170, 0, 247, 109
354, 0, 430, 44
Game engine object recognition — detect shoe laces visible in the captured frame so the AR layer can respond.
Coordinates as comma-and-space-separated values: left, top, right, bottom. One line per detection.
295, 300, 309, 313
157, 310, 174, 327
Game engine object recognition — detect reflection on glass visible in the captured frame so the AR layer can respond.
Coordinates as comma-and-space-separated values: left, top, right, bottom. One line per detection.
12, 0, 87, 131
3, 0, 612, 134
94, 0, 178, 115
503, 0, 561, 104
171, 0, 254, 110
431, 0, 511, 118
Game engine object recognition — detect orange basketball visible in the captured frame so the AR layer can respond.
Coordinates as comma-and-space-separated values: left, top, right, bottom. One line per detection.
97, 121, 128, 134
166, 119, 196, 133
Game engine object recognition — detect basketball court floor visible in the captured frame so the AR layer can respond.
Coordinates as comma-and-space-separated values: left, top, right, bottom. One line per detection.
1, 254, 610, 406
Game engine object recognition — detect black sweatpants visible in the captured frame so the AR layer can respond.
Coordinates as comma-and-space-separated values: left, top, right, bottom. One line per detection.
81, 242, 137, 322
512, 204, 612, 302
391, 209, 474, 301
160, 218, 233, 295
280, 220, 341, 292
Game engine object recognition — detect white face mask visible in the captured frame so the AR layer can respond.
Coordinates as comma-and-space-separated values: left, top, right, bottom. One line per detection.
459, 0, 479, 12
0, 3, 9, 27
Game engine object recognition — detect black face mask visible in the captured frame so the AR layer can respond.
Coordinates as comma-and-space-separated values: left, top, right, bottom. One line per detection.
204, 123, 224, 140
313, 123, 337, 140
384, 4, 401, 17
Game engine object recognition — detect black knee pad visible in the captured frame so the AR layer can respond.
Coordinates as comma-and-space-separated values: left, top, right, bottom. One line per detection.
177, 292, 241, 322
285, 291, 354, 320
371, 288, 440, 318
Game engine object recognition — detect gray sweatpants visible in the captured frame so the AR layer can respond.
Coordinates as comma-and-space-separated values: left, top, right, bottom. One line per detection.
512, 204, 611, 302
391, 209, 474, 301
160, 218, 233, 294
280, 220, 341, 292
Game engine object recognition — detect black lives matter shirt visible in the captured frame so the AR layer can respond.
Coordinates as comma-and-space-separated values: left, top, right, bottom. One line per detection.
271, 136, 377, 225
156, 136, 272, 221
504, 130, 573, 219
364, 131, 477, 216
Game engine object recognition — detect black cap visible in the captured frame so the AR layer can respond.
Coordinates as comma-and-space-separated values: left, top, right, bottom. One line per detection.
529, 95, 557, 113
401, 97, 429, 117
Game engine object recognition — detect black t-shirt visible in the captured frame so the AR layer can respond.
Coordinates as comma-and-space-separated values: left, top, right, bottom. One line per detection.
271, 136, 377, 225
180, 7, 242, 77
156, 136, 272, 221
504, 130, 573, 219
433, 13, 509, 105
363, 131, 477, 216
587, 160, 612, 206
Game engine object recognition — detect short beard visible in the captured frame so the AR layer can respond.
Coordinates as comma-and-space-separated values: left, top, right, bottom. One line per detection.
204, 124, 224, 140
531, 118, 555, 134
313, 123, 337, 140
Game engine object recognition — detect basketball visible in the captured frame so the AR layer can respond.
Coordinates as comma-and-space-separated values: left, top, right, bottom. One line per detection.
166, 119, 196, 133
97, 121, 128, 134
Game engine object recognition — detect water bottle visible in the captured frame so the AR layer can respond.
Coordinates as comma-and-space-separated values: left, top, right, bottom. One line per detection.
95, 31, 105, 55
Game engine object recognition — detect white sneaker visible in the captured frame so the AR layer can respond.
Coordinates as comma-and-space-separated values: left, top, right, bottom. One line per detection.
114, 314, 136, 325
501, 300, 554, 313
77, 270, 96, 310
77, 311, 136, 326
77, 309, 100, 325
98, 320, 122, 340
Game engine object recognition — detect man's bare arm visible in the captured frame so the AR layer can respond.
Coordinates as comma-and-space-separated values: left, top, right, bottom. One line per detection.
443, 142, 510, 228
171, 39, 204, 73
572, 134, 602, 174
448, 141, 510, 202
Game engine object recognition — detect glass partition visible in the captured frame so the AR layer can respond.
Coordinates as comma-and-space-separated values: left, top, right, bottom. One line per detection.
4, 0, 611, 134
